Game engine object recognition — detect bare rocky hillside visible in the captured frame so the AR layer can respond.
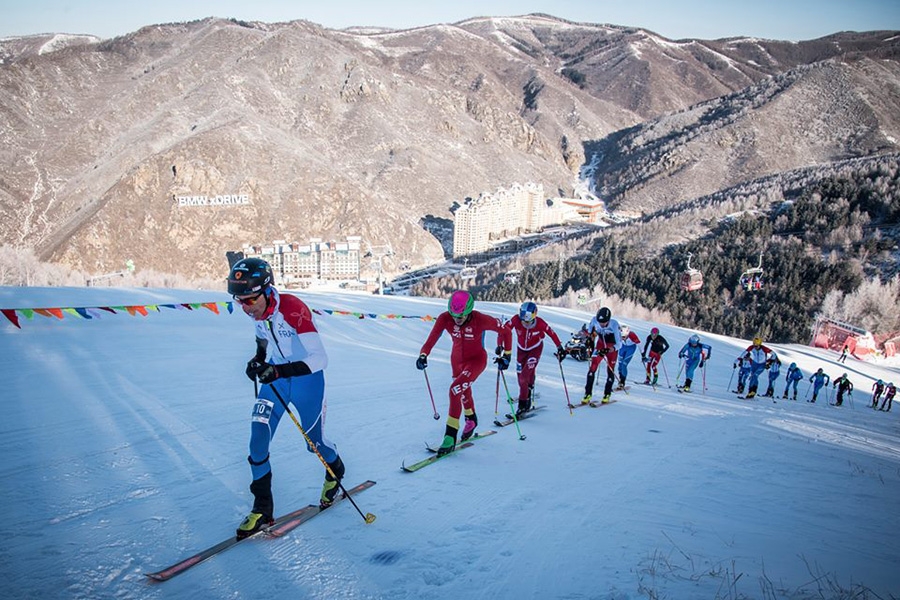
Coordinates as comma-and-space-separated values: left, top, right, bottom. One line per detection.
0, 14, 897, 280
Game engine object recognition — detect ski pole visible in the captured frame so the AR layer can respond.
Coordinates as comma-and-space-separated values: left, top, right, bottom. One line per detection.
674, 359, 684, 387
422, 369, 440, 420
661, 358, 671, 388
494, 368, 501, 415
264, 382, 376, 524
499, 370, 526, 440
726, 367, 735, 392
701, 362, 707, 395
558, 357, 573, 415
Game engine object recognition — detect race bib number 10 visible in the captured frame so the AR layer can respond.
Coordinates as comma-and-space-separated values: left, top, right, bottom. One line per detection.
252, 398, 275, 424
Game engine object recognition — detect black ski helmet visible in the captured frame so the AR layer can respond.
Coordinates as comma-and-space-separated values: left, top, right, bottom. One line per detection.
596, 306, 611, 323
228, 257, 273, 296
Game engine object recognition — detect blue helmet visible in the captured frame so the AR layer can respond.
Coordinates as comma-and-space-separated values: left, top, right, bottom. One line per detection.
519, 301, 538, 324
689, 334, 700, 345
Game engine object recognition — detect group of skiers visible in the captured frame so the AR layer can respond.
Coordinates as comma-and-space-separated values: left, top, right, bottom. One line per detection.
224, 258, 894, 541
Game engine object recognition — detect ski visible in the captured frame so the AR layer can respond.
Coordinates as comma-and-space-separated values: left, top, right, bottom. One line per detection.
145, 480, 376, 582
425, 429, 498, 452
567, 401, 593, 410
401, 441, 475, 472
633, 380, 658, 390
494, 405, 547, 427
588, 399, 618, 407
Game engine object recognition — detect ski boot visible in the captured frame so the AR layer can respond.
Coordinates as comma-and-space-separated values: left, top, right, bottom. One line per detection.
460, 413, 478, 441
782, 392, 788, 399
436, 435, 456, 457
515, 399, 531, 419
600, 394, 611, 404
643, 376, 651, 385
581, 394, 592, 405
237, 471, 274, 539
615, 375, 627, 391
320, 456, 345, 509
236, 512, 274, 539
651, 373, 658, 386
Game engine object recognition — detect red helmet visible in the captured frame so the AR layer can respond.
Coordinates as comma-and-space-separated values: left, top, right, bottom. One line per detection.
651, 327, 660, 335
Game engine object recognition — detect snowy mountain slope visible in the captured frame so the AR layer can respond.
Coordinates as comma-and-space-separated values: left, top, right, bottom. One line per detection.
1, 286, 898, 599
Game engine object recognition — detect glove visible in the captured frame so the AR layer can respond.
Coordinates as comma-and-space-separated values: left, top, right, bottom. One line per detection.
699, 359, 705, 369
733, 363, 737, 369
246, 359, 262, 381
641, 354, 648, 364
495, 345, 504, 357
596, 347, 608, 357
495, 351, 511, 370
245, 361, 281, 384
678, 353, 685, 359
556, 345, 565, 362
416, 353, 428, 370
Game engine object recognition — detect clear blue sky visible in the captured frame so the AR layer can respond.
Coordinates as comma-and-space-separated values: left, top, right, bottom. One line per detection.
1, 0, 898, 42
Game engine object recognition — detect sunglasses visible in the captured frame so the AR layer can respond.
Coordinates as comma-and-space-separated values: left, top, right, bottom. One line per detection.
233, 291, 264, 306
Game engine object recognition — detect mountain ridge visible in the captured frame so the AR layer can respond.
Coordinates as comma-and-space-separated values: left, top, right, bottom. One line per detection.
0, 14, 897, 279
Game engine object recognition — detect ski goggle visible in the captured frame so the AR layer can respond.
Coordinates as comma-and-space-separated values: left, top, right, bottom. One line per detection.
233, 291, 264, 306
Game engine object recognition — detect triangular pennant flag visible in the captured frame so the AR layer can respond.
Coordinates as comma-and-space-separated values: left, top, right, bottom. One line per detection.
1, 309, 20, 328
34, 308, 64, 319
73, 307, 93, 319
126, 305, 149, 317
201, 302, 220, 315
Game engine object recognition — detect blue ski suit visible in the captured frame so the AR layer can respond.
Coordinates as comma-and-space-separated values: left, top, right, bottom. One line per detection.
783, 365, 803, 399
809, 370, 830, 402
677, 339, 712, 390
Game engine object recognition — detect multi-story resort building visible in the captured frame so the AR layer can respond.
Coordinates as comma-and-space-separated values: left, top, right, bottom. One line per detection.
242, 236, 362, 284
453, 183, 586, 258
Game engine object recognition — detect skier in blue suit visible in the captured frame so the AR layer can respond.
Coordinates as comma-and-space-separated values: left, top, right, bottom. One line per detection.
763, 353, 781, 397
677, 334, 712, 393
782, 362, 803, 400
809, 368, 830, 403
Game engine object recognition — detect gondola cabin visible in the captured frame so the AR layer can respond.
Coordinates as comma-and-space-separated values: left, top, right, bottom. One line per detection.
680, 269, 703, 291
460, 266, 477, 281
679, 252, 703, 291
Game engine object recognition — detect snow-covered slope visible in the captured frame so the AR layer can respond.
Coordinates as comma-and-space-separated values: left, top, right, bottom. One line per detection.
1, 286, 898, 599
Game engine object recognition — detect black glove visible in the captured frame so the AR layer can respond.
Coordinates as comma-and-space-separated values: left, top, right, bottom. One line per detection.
495, 351, 511, 370
699, 359, 705, 369
556, 345, 565, 362
641, 354, 648, 364
596, 347, 608, 357
245, 361, 279, 384
416, 353, 428, 370
256, 363, 281, 384
246, 359, 262, 381
494, 345, 504, 357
